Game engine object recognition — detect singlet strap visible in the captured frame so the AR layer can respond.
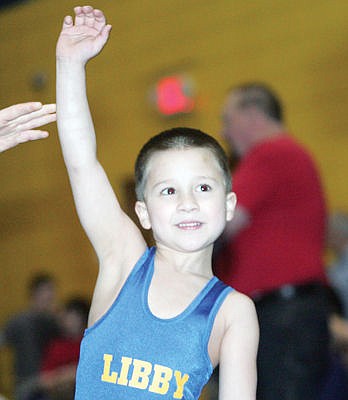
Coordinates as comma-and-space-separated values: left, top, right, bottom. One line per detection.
124, 246, 155, 285
199, 279, 233, 351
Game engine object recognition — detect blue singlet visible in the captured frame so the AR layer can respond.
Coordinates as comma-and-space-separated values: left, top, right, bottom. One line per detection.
75, 247, 232, 399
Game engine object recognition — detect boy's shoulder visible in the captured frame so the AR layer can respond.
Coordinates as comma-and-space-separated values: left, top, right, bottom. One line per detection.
209, 289, 258, 367
219, 289, 257, 326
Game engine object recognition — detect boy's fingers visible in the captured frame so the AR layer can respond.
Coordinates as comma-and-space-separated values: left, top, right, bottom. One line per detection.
84, 8, 95, 28
101, 24, 112, 41
62, 15, 73, 28
93, 9, 107, 30
82, 5, 94, 14
74, 6, 85, 26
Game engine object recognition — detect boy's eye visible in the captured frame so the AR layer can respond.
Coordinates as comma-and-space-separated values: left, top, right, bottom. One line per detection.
161, 187, 176, 195
197, 184, 211, 192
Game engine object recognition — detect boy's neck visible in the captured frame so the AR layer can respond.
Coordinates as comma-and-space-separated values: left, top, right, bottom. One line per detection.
154, 244, 214, 278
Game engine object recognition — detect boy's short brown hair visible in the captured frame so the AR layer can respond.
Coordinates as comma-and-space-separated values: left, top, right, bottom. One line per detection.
135, 127, 232, 201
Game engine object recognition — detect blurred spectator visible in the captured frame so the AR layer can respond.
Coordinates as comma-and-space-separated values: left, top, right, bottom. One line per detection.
327, 211, 348, 360
327, 212, 348, 319
317, 211, 348, 399
38, 296, 90, 400
213, 82, 330, 400
0, 273, 60, 400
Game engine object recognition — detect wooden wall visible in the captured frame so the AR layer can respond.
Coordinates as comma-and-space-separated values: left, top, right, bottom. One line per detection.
1, 0, 348, 396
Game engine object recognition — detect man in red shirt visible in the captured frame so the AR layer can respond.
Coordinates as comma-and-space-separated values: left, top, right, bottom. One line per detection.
214, 83, 330, 400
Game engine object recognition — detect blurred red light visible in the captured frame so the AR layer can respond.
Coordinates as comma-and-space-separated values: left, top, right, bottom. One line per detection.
155, 76, 194, 116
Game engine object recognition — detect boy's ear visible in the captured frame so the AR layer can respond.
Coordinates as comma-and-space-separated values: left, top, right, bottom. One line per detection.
225, 192, 237, 221
135, 201, 152, 230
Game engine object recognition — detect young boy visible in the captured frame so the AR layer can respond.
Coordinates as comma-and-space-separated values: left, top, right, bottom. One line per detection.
56, 6, 258, 399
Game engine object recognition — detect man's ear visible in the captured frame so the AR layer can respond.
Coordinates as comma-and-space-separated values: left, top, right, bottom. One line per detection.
225, 192, 237, 221
135, 201, 152, 230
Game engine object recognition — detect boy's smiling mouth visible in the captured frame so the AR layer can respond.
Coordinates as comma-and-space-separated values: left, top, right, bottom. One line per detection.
176, 221, 203, 230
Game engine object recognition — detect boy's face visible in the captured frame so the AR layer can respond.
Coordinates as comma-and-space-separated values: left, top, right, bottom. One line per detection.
135, 147, 236, 253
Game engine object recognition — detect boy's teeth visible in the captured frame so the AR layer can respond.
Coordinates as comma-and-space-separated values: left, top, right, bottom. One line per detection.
178, 222, 200, 227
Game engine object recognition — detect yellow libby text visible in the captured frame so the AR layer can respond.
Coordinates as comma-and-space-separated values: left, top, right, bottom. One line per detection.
101, 354, 189, 399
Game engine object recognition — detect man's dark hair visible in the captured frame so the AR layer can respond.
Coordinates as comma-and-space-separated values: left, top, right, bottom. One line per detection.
64, 296, 90, 325
232, 83, 283, 122
28, 273, 55, 297
134, 127, 232, 201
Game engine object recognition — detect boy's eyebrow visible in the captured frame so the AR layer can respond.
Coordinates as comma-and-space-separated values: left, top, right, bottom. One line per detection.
151, 179, 175, 189
152, 176, 219, 189
196, 175, 219, 181
192, 176, 221, 185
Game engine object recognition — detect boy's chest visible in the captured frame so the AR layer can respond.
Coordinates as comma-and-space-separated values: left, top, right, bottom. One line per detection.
147, 270, 210, 319
146, 269, 226, 367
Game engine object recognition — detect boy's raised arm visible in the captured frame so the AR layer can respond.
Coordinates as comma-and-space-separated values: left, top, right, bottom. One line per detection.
56, 6, 111, 167
56, 6, 146, 265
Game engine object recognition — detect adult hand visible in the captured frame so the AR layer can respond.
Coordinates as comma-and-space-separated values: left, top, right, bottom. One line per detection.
0, 102, 56, 152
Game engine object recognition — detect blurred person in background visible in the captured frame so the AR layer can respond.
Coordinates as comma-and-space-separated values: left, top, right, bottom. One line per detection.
213, 82, 330, 400
326, 212, 348, 360
0, 273, 60, 400
38, 296, 90, 400
318, 211, 348, 399
327, 212, 348, 321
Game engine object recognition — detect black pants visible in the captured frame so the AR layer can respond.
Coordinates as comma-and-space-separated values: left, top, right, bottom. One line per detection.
255, 285, 330, 400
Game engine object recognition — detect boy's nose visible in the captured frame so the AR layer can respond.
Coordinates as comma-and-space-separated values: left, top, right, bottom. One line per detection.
177, 192, 199, 212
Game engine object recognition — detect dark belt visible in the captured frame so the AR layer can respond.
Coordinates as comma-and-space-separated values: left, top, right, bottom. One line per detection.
252, 281, 325, 305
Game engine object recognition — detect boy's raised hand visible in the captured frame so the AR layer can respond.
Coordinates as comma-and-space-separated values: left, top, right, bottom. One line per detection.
56, 5, 112, 64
